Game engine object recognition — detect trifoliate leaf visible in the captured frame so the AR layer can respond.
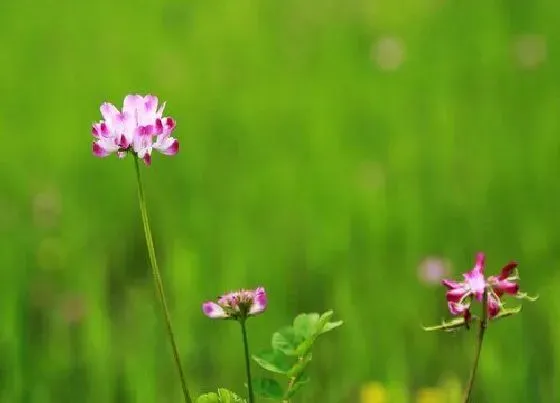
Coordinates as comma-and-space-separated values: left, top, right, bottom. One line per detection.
271, 326, 301, 356
252, 349, 293, 374
252, 378, 284, 400
196, 389, 245, 403
293, 313, 320, 340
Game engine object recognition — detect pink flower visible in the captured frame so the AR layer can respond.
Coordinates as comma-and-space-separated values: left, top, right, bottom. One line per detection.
91, 94, 179, 165
202, 287, 267, 320
441, 253, 525, 321
424, 253, 537, 333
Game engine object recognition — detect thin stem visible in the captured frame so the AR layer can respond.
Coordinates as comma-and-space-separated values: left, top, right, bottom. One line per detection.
462, 289, 488, 403
283, 367, 298, 403
133, 156, 192, 403
240, 319, 255, 403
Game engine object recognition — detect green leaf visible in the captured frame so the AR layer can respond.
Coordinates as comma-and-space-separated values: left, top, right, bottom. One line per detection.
196, 392, 219, 403
271, 326, 300, 356
515, 292, 539, 302
252, 378, 284, 400
252, 349, 293, 374
294, 336, 314, 357
422, 316, 470, 332
318, 310, 334, 323
293, 313, 320, 340
292, 311, 343, 355
284, 373, 311, 399
320, 320, 344, 335
315, 311, 332, 334
316, 311, 343, 335
217, 388, 245, 403
196, 389, 245, 403
492, 305, 523, 320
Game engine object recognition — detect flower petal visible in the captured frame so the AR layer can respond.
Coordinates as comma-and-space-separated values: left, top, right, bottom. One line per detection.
464, 253, 487, 301
448, 301, 469, 316
133, 128, 153, 156
446, 287, 467, 303
154, 137, 179, 156
135, 95, 159, 126
123, 94, 143, 115
493, 279, 519, 296
118, 134, 129, 148
248, 287, 267, 316
92, 142, 110, 157
143, 95, 158, 114
100, 102, 120, 122
202, 302, 228, 318
162, 117, 176, 135
92, 122, 110, 138
92, 138, 118, 157
498, 261, 518, 280
441, 279, 463, 289
487, 293, 501, 318
143, 152, 152, 166
474, 252, 485, 274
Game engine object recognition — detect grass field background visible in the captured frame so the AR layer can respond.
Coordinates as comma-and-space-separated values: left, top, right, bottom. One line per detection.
1, 0, 559, 402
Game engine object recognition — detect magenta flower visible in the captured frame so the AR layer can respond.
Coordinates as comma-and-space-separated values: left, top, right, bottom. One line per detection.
91, 94, 179, 165
202, 287, 267, 320
441, 252, 529, 321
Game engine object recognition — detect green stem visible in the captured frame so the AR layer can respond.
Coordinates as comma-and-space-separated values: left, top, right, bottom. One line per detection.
283, 373, 297, 403
462, 289, 488, 403
133, 156, 192, 403
240, 319, 255, 403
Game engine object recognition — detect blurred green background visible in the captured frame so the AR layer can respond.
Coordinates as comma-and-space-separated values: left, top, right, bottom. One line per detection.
1, 0, 559, 402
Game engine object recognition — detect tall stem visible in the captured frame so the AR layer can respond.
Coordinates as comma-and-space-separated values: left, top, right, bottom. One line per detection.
240, 319, 255, 403
462, 289, 488, 403
133, 156, 192, 403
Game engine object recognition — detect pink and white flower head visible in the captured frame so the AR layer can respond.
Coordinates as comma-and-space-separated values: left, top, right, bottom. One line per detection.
202, 287, 267, 321
441, 252, 535, 322
91, 94, 179, 165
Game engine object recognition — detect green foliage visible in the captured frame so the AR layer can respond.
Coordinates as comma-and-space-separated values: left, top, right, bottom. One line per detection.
422, 316, 470, 333
492, 306, 523, 321
271, 327, 299, 356
251, 378, 284, 400
252, 310, 343, 401
196, 388, 245, 403
251, 349, 293, 375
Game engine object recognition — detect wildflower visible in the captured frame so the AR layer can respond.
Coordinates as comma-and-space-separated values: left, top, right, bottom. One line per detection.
441, 252, 533, 321
91, 94, 179, 165
202, 287, 267, 320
